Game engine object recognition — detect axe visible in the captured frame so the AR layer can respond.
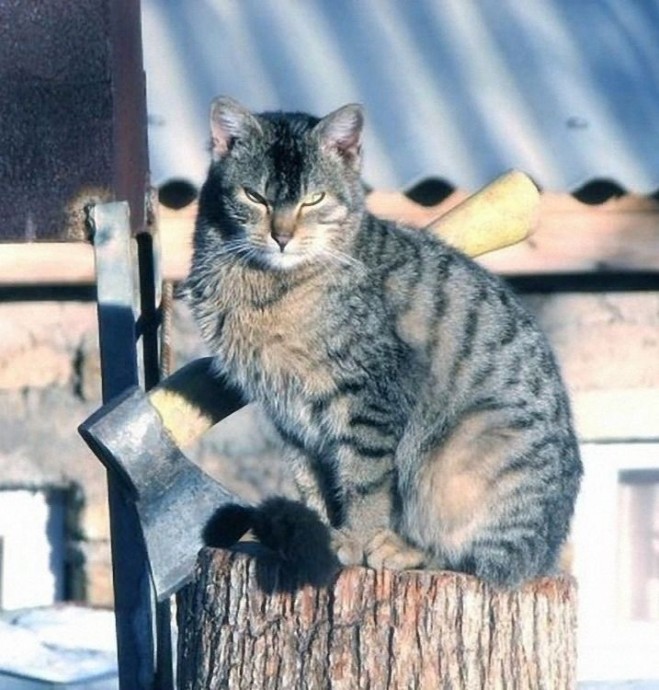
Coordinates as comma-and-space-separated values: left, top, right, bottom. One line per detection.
79, 170, 539, 601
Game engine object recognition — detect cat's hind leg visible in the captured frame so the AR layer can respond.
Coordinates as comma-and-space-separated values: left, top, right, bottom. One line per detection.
394, 409, 565, 586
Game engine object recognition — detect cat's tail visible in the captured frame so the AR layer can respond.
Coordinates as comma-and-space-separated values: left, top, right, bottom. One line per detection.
203, 496, 339, 591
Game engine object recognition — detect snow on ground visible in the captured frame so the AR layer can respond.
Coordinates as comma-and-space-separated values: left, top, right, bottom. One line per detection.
0, 603, 657, 688
577, 680, 659, 690
0, 605, 117, 684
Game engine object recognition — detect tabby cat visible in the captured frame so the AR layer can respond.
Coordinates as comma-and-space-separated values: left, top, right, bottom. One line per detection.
184, 96, 582, 587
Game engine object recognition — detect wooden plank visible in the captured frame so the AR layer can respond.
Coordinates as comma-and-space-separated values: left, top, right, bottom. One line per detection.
1, 194, 658, 284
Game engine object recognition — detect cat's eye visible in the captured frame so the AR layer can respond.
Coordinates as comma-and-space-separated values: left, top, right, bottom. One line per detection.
243, 187, 268, 206
301, 192, 326, 207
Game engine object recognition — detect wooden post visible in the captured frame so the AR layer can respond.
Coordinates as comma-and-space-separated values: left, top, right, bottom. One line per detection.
177, 548, 577, 689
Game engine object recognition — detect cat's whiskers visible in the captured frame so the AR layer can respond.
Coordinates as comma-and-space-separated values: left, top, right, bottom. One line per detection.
213, 238, 252, 255
215, 236, 272, 263
322, 247, 366, 273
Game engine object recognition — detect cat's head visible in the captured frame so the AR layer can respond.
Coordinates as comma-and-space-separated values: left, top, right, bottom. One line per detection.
197, 96, 365, 271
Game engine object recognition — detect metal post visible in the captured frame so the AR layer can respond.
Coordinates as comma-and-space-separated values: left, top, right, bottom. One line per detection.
89, 201, 173, 690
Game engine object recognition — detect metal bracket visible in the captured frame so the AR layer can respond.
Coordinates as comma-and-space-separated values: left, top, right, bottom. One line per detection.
88, 201, 173, 690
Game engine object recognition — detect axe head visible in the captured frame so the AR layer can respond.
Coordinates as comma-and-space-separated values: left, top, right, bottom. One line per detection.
79, 386, 250, 600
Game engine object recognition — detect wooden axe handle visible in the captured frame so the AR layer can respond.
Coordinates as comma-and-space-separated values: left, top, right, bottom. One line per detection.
429, 170, 538, 256
148, 171, 538, 446
148, 358, 245, 448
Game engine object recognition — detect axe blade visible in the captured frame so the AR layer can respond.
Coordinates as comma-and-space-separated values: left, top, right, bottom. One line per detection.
79, 387, 248, 600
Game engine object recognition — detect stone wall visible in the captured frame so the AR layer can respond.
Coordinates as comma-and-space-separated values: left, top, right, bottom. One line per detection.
524, 292, 659, 440
0, 290, 656, 606
0, 303, 107, 602
0, 299, 292, 606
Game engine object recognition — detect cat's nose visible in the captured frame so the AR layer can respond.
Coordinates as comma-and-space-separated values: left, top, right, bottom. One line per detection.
271, 208, 296, 251
271, 232, 292, 251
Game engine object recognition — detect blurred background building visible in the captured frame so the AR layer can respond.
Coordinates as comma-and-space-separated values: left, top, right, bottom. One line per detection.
0, 1, 658, 686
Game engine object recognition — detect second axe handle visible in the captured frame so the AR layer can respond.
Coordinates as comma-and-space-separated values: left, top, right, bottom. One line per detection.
428, 170, 538, 256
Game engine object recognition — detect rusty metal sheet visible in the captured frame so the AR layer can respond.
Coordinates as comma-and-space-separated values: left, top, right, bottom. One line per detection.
0, 0, 148, 242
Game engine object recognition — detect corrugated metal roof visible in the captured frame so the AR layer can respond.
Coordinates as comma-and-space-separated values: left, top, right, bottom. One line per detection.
142, 0, 659, 194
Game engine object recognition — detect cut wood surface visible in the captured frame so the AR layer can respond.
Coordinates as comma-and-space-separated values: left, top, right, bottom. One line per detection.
1, 191, 658, 285
177, 548, 577, 690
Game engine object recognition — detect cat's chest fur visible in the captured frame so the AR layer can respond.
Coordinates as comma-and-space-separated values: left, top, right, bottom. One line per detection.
211, 266, 340, 404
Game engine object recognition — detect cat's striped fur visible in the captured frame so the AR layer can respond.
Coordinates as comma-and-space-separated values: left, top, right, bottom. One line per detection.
185, 97, 582, 587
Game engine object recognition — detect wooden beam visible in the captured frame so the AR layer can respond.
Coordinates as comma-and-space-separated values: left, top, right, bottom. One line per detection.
157, 193, 659, 279
481, 208, 659, 275
0, 243, 95, 285
1, 193, 658, 285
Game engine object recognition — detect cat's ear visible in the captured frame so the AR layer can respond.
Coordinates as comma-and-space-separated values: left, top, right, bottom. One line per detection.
210, 96, 262, 160
315, 104, 364, 167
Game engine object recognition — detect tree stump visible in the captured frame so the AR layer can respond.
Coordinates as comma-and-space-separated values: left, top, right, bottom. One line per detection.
177, 548, 576, 689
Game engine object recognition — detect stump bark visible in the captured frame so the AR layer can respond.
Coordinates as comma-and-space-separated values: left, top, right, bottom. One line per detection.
177, 548, 576, 690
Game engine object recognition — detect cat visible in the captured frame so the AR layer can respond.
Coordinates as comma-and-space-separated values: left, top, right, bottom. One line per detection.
184, 96, 583, 588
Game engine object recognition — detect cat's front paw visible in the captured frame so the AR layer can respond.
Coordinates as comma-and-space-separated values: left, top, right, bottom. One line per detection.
365, 529, 426, 570
331, 528, 365, 566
